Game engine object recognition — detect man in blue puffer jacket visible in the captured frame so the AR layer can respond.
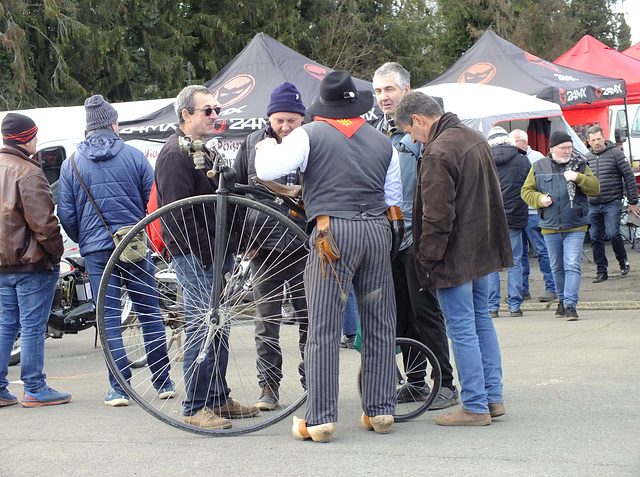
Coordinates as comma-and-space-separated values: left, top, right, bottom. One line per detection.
57, 95, 174, 406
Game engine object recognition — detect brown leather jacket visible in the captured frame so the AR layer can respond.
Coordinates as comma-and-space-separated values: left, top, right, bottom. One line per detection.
0, 145, 64, 273
413, 113, 513, 289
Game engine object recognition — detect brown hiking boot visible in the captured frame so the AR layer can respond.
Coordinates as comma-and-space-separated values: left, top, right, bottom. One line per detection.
435, 408, 491, 426
255, 383, 279, 411
488, 402, 505, 418
214, 397, 260, 419
183, 407, 232, 429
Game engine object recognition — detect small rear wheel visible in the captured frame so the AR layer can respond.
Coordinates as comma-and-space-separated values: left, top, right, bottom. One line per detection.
357, 337, 441, 422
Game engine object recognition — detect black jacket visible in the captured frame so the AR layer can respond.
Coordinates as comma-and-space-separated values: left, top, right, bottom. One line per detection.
586, 140, 638, 205
155, 129, 219, 267
233, 126, 305, 253
491, 143, 531, 230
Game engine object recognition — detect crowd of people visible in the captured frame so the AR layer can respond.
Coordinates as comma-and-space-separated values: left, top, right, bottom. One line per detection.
1, 63, 638, 442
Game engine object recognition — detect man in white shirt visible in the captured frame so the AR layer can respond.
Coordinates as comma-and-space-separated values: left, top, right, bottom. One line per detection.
255, 71, 402, 442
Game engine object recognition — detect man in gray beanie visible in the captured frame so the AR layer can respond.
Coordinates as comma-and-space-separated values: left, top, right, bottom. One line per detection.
84, 94, 119, 132
57, 94, 175, 405
233, 81, 308, 412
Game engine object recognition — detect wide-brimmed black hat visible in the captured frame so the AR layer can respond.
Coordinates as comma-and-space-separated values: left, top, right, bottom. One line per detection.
308, 70, 373, 119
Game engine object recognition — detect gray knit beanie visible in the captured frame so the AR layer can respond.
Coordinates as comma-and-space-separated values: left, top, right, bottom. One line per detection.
85, 94, 118, 131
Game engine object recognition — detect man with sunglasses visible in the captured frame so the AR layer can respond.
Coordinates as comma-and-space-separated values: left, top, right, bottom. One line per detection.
155, 85, 259, 429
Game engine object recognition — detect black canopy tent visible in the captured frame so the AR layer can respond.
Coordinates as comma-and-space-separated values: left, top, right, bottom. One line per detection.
425, 30, 627, 153
119, 33, 381, 142
426, 30, 626, 108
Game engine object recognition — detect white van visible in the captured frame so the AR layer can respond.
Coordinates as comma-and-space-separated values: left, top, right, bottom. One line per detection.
0, 98, 174, 183
609, 104, 640, 164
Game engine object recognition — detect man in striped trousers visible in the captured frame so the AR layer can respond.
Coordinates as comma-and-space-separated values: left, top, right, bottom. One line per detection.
255, 71, 403, 442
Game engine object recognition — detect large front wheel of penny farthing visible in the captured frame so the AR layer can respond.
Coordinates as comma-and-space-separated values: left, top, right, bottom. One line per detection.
96, 194, 309, 435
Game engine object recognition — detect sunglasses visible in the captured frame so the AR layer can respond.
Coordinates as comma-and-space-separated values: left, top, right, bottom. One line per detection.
193, 106, 221, 116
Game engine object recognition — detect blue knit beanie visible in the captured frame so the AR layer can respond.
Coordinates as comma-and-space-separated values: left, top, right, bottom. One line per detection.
266, 82, 306, 117
85, 94, 118, 131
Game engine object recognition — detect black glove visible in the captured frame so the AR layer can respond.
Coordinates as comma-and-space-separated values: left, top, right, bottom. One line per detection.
386, 206, 405, 261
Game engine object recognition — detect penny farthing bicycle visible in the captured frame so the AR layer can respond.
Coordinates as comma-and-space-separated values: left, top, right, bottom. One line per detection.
96, 137, 442, 435
96, 137, 309, 436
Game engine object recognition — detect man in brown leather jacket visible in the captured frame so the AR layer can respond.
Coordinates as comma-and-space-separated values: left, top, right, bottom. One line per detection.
395, 92, 511, 427
0, 113, 70, 407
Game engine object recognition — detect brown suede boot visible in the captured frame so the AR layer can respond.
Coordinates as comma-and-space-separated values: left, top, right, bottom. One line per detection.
488, 402, 505, 418
434, 408, 491, 426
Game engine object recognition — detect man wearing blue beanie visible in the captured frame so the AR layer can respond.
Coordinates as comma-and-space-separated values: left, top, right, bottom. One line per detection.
233, 82, 308, 412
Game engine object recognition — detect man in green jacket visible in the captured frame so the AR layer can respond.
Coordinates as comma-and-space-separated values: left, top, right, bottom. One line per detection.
521, 131, 600, 321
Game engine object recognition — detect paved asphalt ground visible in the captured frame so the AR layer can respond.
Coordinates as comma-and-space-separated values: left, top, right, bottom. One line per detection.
1, 242, 639, 476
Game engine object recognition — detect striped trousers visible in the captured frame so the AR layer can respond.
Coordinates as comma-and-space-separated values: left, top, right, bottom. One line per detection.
303, 215, 397, 425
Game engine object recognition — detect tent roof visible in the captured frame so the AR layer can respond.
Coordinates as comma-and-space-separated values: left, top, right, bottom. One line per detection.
119, 33, 380, 141
554, 35, 640, 105
623, 41, 640, 62
417, 83, 561, 135
426, 30, 626, 108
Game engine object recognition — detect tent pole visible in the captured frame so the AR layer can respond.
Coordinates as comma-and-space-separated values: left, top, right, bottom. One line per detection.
624, 97, 633, 164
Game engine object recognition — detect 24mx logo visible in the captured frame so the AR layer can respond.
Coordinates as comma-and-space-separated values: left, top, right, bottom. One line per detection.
601, 84, 624, 96
559, 87, 587, 104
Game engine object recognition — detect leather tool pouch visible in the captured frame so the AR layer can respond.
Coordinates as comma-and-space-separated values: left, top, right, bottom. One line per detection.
314, 215, 340, 263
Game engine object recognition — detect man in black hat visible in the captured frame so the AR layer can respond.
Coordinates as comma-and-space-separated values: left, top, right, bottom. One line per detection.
0, 113, 71, 407
233, 81, 308, 411
522, 131, 600, 321
255, 70, 403, 442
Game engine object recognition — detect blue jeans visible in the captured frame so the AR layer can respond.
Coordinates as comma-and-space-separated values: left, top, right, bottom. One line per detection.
173, 254, 230, 416
342, 286, 359, 336
488, 229, 523, 312
543, 231, 585, 308
84, 251, 171, 395
522, 214, 555, 293
589, 201, 627, 274
0, 266, 59, 393
436, 276, 503, 413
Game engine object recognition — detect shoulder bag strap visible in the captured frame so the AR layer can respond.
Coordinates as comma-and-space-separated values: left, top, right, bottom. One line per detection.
70, 153, 114, 240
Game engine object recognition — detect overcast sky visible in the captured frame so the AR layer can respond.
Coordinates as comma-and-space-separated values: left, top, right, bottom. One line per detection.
617, 0, 639, 46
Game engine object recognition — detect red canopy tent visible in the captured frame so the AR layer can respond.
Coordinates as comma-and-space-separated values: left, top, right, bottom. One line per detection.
554, 35, 640, 136
623, 42, 640, 62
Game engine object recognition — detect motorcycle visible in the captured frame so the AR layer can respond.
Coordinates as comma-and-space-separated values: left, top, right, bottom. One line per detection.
9, 255, 96, 365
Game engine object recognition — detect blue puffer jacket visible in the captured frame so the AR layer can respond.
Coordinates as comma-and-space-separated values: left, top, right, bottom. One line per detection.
57, 129, 153, 256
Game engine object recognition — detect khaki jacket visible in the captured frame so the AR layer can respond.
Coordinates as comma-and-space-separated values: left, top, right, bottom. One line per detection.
0, 145, 63, 272
413, 113, 513, 289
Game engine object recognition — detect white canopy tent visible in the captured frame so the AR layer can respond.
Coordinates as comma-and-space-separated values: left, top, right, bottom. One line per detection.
416, 83, 587, 154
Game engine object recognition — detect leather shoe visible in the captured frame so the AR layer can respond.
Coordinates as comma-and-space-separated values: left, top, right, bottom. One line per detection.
593, 272, 608, 283
538, 290, 557, 302
620, 259, 630, 276
434, 408, 491, 426
488, 402, 505, 418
